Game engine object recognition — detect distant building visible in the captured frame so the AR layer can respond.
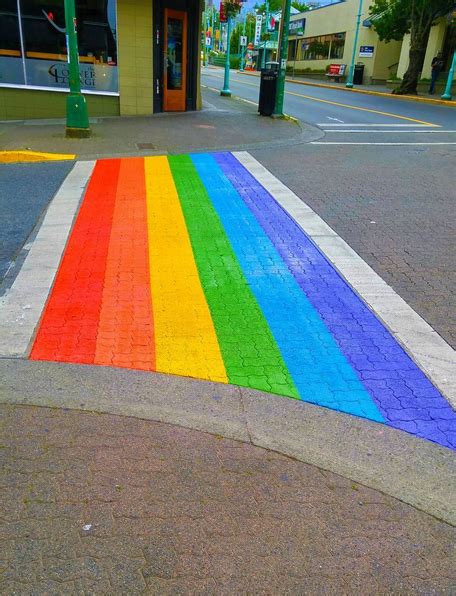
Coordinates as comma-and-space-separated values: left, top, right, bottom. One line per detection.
288, 0, 455, 85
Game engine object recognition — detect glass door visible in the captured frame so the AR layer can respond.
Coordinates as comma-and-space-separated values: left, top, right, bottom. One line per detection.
164, 9, 187, 112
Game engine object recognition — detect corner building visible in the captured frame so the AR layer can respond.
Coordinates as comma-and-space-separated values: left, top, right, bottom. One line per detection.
288, 0, 455, 86
0, 0, 203, 120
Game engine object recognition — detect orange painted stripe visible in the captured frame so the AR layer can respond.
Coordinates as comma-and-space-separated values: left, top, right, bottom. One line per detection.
30, 159, 121, 363
94, 158, 155, 371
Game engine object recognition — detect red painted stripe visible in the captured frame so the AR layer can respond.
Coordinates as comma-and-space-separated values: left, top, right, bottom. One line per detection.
30, 159, 121, 364
94, 158, 155, 371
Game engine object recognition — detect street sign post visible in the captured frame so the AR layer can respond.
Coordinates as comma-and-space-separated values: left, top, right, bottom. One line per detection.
273, 0, 291, 116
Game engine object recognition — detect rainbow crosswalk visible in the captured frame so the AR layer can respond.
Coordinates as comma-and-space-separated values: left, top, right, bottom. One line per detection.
29, 153, 456, 449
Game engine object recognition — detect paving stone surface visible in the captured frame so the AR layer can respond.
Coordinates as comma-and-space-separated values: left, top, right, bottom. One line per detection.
251, 144, 456, 350
1, 404, 455, 595
17, 153, 455, 450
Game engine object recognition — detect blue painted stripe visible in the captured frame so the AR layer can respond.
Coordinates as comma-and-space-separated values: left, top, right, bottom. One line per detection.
215, 152, 455, 450
191, 153, 384, 423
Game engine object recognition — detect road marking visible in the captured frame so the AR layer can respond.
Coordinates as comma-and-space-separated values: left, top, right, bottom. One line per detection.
323, 130, 456, 133
311, 142, 456, 145
0, 150, 76, 163
203, 73, 439, 127
327, 117, 345, 123
0, 161, 95, 357
318, 123, 437, 127
284, 90, 439, 126
233, 150, 456, 408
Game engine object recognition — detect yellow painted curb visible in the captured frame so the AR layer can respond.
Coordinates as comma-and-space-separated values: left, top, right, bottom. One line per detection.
0, 150, 76, 163
238, 71, 455, 108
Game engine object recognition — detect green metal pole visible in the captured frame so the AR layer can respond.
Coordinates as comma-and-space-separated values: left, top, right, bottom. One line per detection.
64, 0, 90, 137
346, 0, 363, 88
239, 12, 246, 71
262, 0, 269, 69
273, 0, 291, 116
441, 50, 455, 100
221, 16, 232, 96
205, 11, 209, 67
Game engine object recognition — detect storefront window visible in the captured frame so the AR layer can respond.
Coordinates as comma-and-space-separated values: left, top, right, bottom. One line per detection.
0, 0, 25, 84
0, 0, 118, 93
300, 32, 346, 61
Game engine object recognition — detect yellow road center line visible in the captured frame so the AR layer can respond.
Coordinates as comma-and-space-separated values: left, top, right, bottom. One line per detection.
204, 73, 439, 127
144, 156, 228, 383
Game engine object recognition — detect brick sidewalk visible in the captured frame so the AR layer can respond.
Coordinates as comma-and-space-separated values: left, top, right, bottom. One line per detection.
1, 404, 455, 594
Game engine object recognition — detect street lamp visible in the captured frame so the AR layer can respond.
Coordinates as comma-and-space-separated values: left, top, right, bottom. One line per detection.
64, 0, 90, 137
346, 0, 363, 88
441, 50, 455, 101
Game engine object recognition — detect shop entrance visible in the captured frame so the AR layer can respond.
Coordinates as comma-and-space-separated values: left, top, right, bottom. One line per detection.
153, 0, 199, 113
164, 9, 187, 111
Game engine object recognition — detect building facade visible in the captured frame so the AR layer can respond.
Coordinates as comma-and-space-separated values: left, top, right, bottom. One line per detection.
0, 0, 203, 120
288, 0, 455, 86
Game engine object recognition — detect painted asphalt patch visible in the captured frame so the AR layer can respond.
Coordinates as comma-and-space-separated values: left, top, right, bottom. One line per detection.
0, 153, 455, 450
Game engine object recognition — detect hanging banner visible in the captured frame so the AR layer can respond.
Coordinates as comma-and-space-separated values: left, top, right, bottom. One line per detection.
254, 14, 263, 46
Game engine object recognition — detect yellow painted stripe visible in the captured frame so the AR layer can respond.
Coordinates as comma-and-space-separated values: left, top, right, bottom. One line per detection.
0, 150, 76, 163
207, 74, 439, 126
284, 90, 439, 126
144, 156, 228, 383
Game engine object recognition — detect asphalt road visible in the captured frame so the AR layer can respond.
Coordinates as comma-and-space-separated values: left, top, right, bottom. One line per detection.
0, 161, 74, 293
202, 67, 456, 141
201, 71, 456, 348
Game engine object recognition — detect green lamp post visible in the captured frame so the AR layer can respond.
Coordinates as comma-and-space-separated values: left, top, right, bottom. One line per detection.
64, 0, 90, 137
346, 0, 363, 88
441, 50, 455, 101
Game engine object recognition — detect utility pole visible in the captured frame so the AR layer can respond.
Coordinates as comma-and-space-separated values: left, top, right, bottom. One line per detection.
221, 16, 232, 96
64, 0, 90, 137
273, 0, 291, 116
441, 50, 455, 101
346, 0, 363, 88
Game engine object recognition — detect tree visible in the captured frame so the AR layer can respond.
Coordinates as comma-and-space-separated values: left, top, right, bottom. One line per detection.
254, 0, 283, 14
291, 1, 310, 11
369, 0, 454, 95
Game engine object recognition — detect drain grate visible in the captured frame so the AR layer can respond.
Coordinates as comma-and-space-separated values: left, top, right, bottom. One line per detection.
136, 142, 157, 150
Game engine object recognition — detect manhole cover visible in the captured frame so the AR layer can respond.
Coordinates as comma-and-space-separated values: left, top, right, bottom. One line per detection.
136, 143, 157, 150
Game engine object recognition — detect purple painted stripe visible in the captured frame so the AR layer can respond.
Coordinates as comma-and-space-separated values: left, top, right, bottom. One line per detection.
215, 152, 455, 450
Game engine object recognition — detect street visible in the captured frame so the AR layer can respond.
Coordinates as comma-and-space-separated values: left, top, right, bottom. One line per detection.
202, 66, 456, 133
0, 81, 455, 593
201, 68, 456, 350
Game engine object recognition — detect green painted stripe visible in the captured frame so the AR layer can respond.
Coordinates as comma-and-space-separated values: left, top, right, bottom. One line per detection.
168, 154, 299, 398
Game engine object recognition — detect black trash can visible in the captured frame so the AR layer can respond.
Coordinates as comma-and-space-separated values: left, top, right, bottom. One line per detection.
353, 63, 365, 85
258, 68, 278, 116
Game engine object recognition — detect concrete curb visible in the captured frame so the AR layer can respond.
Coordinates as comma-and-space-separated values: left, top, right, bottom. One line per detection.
238, 70, 456, 108
1, 358, 455, 525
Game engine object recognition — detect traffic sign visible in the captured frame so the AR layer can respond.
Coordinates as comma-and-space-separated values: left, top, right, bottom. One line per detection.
240, 36, 247, 46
